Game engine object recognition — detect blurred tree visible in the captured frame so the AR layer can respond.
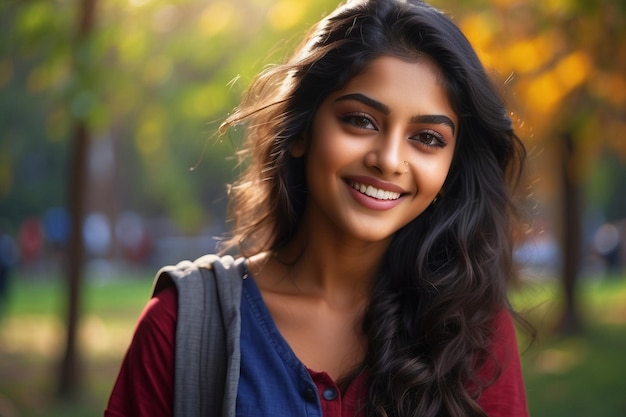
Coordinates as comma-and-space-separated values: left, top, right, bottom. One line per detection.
58, 0, 98, 399
1, 0, 341, 236
0, 2, 72, 231
1, 0, 340, 401
450, 0, 626, 334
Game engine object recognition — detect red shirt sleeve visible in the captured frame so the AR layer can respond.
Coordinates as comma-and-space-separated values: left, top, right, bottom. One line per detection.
104, 286, 178, 417
476, 308, 529, 417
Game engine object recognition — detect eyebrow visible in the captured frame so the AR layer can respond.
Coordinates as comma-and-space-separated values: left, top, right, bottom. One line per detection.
334, 93, 456, 135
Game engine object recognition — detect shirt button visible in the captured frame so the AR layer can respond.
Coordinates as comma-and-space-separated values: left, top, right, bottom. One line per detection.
322, 387, 338, 401
304, 388, 317, 402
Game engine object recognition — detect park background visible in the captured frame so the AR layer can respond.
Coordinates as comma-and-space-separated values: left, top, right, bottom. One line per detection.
1, 0, 625, 416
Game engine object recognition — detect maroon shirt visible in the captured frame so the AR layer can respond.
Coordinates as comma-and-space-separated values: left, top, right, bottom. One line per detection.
105, 287, 529, 417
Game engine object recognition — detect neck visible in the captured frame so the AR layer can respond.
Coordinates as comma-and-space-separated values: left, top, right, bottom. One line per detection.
270, 223, 389, 307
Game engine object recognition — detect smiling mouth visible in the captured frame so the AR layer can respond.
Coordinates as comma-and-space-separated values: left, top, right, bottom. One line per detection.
349, 181, 402, 201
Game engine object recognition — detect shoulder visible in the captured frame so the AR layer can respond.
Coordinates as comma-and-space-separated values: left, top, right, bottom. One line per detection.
105, 286, 177, 417
488, 307, 521, 361
476, 307, 529, 417
476, 307, 521, 380
136, 285, 178, 342
151, 254, 239, 296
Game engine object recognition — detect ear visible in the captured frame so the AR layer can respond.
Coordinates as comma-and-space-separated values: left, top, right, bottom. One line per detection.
290, 135, 307, 158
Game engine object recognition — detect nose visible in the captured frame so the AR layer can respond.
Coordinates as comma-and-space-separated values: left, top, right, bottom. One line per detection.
365, 129, 405, 175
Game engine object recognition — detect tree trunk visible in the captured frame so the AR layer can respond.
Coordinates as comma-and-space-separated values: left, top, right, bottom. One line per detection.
58, 123, 89, 398
58, 0, 97, 399
556, 132, 583, 335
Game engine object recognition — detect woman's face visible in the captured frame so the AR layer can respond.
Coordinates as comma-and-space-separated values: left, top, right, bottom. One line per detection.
295, 55, 458, 245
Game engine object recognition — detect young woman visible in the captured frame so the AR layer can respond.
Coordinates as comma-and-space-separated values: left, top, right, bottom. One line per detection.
105, 0, 530, 416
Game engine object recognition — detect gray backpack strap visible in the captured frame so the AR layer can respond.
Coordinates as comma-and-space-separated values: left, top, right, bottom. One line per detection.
152, 254, 244, 417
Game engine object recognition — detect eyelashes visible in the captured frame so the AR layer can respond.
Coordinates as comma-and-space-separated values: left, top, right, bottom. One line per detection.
339, 113, 377, 130
410, 130, 447, 148
338, 113, 448, 148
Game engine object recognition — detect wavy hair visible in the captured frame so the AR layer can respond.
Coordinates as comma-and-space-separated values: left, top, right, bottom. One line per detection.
220, 1, 527, 416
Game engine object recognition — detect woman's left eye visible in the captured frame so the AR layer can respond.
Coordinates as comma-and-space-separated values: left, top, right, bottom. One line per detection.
411, 130, 447, 148
340, 114, 377, 130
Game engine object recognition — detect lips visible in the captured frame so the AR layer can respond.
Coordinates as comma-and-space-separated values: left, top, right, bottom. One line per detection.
349, 180, 402, 201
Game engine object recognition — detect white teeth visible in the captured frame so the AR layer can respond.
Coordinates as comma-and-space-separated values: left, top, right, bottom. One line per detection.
350, 181, 401, 200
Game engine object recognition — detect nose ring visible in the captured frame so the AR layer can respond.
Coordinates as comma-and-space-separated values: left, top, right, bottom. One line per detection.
403, 161, 409, 174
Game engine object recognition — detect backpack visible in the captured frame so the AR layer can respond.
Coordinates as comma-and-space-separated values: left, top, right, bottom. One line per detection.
152, 254, 245, 417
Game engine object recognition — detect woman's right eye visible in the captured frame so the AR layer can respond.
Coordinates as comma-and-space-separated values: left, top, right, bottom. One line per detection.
340, 113, 377, 130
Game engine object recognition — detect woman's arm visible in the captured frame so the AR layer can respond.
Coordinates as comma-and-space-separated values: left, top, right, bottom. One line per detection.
477, 308, 530, 417
104, 286, 177, 417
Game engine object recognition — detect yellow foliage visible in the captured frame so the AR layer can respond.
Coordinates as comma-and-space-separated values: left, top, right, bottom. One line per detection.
524, 73, 561, 114
268, 0, 308, 31
198, 2, 236, 38
554, 51, 591, 91
459, 12, 498, 69
523, 51, 591, 114
504, 34, 557, 74
459, 12, 495, 51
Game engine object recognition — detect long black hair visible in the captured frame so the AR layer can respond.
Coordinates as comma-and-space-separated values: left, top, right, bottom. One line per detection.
221, 1, 527, 415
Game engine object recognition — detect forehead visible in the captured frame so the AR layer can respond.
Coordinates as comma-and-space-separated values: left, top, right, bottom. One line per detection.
346, 54, 445, 90
329, 55, 457, 126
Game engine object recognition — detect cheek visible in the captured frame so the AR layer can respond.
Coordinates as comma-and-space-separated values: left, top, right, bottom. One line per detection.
309, 124, 352, 166
417, 156, 454, 194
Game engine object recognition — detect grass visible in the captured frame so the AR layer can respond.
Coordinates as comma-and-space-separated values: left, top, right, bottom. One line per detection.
513, 276, 626, 417
1, 270, 626, 417
524, 324, 626, 416
0, 272, 151, 417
